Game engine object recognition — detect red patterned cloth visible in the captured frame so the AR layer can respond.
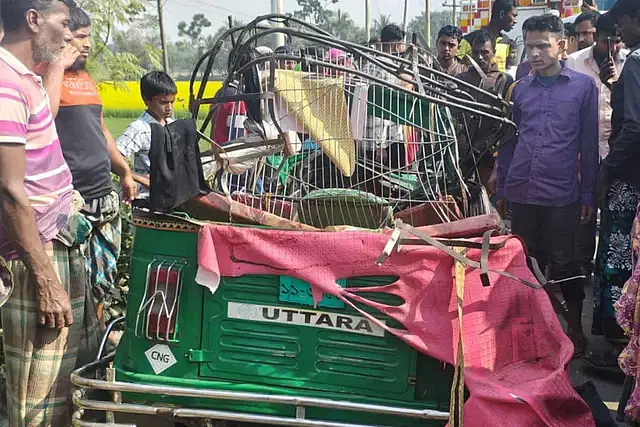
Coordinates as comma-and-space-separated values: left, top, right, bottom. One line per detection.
197, 224, 594, 426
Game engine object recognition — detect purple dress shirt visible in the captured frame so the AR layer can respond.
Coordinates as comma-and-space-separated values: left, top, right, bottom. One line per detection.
497, 65, 599, 207
515, 61, 533, 80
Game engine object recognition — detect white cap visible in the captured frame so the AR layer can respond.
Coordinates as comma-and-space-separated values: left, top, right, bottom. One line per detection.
255, 46, 273, 55
548, 9, 561, 17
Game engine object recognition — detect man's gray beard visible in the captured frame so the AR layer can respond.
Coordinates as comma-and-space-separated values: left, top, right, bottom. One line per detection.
33, 38, 58, 64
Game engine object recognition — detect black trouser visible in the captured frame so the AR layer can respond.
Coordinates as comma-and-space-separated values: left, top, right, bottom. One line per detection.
511, 202, 585, 303
576, 211, 597, 274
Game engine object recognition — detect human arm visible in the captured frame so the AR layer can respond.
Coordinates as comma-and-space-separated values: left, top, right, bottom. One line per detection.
38, 44, 79, 117
578, 79, 599, 221
0, 91, 73, 328
601, 55, 640, 177
0, 146, 73, 328
102, 115, 136, 203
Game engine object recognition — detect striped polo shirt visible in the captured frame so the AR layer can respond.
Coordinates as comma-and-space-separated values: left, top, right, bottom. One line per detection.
0, 47, 73, 259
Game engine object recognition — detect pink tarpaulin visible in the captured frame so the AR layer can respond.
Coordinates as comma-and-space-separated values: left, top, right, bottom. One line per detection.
196, 224, 594, 427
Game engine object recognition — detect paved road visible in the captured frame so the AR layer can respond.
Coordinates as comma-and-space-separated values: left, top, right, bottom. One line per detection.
569, 278, 628, 426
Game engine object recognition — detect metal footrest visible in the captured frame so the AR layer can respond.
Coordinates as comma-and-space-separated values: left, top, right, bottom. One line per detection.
71, 354, 450, 427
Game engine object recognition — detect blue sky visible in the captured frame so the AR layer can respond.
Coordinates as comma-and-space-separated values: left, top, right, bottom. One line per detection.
162, 0, 447, 41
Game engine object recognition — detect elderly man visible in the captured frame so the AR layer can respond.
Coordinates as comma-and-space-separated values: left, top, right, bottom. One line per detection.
0, 0, 102, 425
38, 7, 136, 311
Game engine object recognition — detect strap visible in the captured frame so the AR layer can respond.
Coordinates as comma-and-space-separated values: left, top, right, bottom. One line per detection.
450, 247, 466, 427
393, 221, 543, 290
504, 80, 517, 105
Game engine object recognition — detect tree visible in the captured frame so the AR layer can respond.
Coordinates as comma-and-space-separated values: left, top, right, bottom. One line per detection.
293, 0, 339, 27
372, 14, 393, 37
407, 10, 452, 48
111, 12, 162, 71
321, 10, 366, 43
78, 0, 153, 83
178, 13, 212, 47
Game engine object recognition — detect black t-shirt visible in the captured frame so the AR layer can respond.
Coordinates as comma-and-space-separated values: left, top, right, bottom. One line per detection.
55, 70, 112, 201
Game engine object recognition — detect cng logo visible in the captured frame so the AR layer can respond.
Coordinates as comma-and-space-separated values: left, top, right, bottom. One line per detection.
144, 344, 177, 375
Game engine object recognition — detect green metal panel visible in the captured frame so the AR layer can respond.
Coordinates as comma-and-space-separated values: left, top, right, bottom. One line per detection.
114, 222, 455, 426
199, 275, 416, 399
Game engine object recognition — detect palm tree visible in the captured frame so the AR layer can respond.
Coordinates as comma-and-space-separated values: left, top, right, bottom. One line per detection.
372, 14, 393, 38
322, 10, 364, 43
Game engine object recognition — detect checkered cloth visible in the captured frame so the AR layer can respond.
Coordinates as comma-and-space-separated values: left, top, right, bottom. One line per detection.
83, 191, 121, 303
0, 222, 101, 426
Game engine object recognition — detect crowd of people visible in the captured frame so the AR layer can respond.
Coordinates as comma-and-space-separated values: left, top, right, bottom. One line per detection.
432, 0, 639, 366
0, 0, 639, 424
429, 0, 640, 415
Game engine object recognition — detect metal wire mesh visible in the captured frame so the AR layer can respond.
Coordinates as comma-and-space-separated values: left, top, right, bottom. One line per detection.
191, 15, 514, 230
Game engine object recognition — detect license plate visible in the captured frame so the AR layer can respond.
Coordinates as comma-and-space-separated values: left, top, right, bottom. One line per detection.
279, 276, 345, 308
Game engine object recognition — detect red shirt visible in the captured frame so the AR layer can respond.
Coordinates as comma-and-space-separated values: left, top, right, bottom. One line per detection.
209, 84, 247, 144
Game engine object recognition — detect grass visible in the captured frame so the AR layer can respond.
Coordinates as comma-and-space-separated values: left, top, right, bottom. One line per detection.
105, 117, 134, 139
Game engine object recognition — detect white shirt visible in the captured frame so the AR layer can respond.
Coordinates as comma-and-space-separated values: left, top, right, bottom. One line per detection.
565, 45, 628, 159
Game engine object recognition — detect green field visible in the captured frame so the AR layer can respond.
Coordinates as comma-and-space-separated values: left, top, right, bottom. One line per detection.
105, 117, 134, 139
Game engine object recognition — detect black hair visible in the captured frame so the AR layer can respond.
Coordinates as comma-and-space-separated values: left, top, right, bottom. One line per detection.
574, 11, 600, 27
564, 22, 577, 37
69, 6, 90, 31
522, 14, 565, 37
472, 29, 496, 50
1, 0, 77, 32
380, 24, 405, 43
491, 0, 517, 20
140, 71, 177, 101
437, 25, 463, 43
595, 12, 617, 36
608, 0, 640, 21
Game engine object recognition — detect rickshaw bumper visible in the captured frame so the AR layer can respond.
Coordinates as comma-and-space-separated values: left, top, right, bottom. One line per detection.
71, 354, 450, 427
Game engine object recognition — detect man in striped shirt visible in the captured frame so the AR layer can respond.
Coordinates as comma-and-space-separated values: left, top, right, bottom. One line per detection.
0, 1, 101, 425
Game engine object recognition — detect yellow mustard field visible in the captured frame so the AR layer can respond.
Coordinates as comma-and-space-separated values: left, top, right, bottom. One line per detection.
99, 81, 223, 116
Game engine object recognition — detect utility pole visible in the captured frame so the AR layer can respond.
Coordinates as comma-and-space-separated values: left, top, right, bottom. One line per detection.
402, 0, 409, 40
443, 0, 460, 26
425, 0, 430, 47
271, 0, 285, 48
365, 0, 371, 40
157, 0, 169, 72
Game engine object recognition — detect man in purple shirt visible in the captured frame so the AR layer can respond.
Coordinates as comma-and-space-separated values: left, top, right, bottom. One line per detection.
497, 14, 599, 358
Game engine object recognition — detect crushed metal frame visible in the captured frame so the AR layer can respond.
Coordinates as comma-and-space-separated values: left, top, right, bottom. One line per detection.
71, 353, 450, 427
